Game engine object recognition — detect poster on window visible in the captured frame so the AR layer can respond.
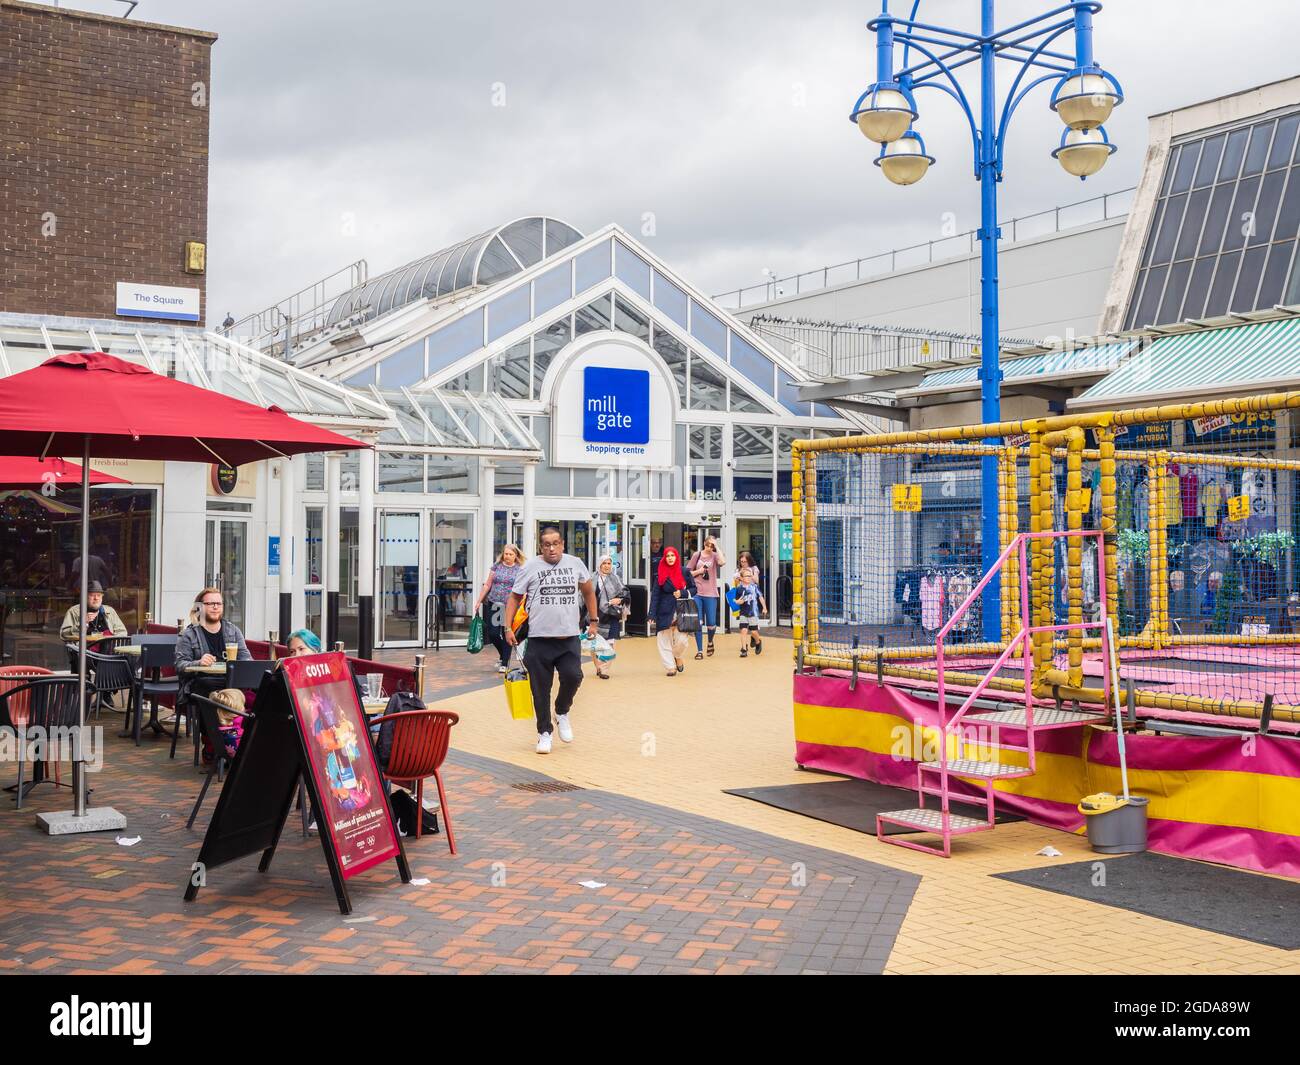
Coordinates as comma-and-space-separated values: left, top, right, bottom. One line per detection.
280, 653, 399, 880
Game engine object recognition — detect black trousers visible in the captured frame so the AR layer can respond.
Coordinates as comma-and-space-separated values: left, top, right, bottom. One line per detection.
523, 636, 583, 735
482, 602, 511, 666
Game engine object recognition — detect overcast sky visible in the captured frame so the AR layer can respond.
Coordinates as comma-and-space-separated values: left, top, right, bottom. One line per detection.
74, 0, 1300, 323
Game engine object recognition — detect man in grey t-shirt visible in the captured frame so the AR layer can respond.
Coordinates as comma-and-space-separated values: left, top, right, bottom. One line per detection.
506, 527, 599, 754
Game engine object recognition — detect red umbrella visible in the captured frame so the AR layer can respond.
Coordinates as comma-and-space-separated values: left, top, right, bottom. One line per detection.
0, 352, 368, 829
0, 456, 130, 489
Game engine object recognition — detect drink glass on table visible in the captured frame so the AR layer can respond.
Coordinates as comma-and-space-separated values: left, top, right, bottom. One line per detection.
224, 642, 237, 662
366, 673, 384, 701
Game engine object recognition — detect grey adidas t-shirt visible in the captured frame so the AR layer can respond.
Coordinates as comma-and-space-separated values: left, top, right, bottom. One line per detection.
511, 553, 591, 638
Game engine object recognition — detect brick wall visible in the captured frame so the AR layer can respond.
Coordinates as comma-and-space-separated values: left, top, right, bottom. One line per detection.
0, 2, 216, 323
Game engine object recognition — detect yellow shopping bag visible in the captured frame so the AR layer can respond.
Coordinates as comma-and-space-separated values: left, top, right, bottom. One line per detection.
503, 664, 534, 721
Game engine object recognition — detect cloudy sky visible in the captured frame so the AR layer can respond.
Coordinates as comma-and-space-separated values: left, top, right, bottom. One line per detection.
77, 0, 1300, 321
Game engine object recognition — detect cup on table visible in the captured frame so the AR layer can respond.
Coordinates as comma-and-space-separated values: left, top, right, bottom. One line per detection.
366, 673, 384, 701
224, 643, 237, 662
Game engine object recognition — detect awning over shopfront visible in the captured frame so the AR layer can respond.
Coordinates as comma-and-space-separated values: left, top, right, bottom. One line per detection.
368, 386, 541, 456
1072, 314, 1300, 408
916, 340, 1136, 392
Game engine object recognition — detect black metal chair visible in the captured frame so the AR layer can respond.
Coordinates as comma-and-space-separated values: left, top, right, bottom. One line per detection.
224, 659, 276, 693
125, 642, 179, 750
83, 649, 135, 722
185, 692, 253, 829
0, 676, 80, 809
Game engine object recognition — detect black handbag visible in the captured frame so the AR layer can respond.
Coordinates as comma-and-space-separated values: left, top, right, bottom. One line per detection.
674, 597, 699, 634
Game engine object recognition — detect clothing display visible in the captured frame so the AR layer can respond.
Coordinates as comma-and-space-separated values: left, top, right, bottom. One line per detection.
919, 573, 945, 631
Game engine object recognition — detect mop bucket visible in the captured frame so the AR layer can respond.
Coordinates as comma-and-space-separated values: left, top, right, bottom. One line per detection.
1078, 793, 1149, 854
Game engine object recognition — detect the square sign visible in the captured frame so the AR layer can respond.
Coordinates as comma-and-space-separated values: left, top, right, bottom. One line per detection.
583, 366, 649, 445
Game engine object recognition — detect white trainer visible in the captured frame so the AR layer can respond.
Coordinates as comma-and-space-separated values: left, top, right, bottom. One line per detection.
536, 731, 552, 755
557, 715, 573, 743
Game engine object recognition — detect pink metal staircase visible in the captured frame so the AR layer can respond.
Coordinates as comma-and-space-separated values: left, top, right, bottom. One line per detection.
876, 530, 1112, 856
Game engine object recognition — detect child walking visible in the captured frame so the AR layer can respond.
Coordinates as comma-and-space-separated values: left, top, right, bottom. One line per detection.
734, 570, 767, 657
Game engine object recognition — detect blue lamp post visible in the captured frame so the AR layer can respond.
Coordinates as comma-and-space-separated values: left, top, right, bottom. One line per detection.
851, 1, 1122, 641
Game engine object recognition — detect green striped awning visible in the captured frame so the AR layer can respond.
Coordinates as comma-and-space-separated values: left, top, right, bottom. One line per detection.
916, 340, 1135, 392
1073, 317, 1300, 407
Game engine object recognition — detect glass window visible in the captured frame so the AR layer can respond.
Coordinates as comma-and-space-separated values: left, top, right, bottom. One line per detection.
688, 425, 722, 501
1221, 176, 1260, 252
689, 300, 727, 358
1150, 193, 1186, 264
576, 294, 613, 335
653, 271, 688, 328
574, 239, 612, 295
1140, 199, 1167, 267
453, 240, 483, 290
495, 463, 524, 496
487, 283, 531, 343
652, 327, 688, 406
488, 339, 530, 399
1243, 121, 1274, 176
776, 427, 801, 501
1219, 127, 1249, 181
1203, 251, 1241, 317
1199, 183, 1235, 256
305, 453, 324, 492
1231, 245, 1267, 312
477, 237, 520, 287
1258, 241, 1297, 307
427, 454, 477, 494
1159, 146, 1181, 196
1174, 188, 1211, 261
443, 364, 485, 392
533, 261, 572, 317
612, 295, 650, 342
545, 219, 582, 256
1170, 143, 1199, 194
1269, 114, 1300, 171
532, 318, 571, 398
1130, 264, 1168, 327
531, 417, 570, 495
615, 241, 651, 299
1192, 133, 1225, 188
1182, 256, 1217, 320
499, 218, 544, 268
1248, 169, 1286, 245
730, 381, 768, 414
1158, 259, 1191, 325
378, 452, 424, 493
572, 468, 603, 497
729, 333, 774, 394
377, 340, 424, 388
689, 355, 727, 411
814, 403, 838, 419
1275, 167, 1300, 241
733, 425, 774, 502
777, 369, 809, 417
427, 309, 484, 377
344, 365, 376, 388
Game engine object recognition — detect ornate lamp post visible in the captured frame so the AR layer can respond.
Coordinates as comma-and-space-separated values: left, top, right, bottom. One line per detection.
851, 1, 1122, 640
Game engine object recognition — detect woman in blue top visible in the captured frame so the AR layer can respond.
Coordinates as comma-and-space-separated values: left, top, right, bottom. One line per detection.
474, 544, 525, 672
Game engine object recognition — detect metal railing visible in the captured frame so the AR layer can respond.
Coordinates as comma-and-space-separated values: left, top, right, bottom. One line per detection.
752, 316, 1036, 381
222, 259, 369, 356
713, 186, 1135, 311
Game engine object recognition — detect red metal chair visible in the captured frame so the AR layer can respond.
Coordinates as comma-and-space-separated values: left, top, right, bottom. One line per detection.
0, 666, 55, 790
369, 709, 459, 853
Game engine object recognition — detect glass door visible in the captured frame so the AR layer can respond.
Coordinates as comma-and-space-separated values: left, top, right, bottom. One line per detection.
377, 510, 421, 645
735, 517, 772, 610
204, 517, 248, 632
625, 520, 650, 634
430, 512, 474, 640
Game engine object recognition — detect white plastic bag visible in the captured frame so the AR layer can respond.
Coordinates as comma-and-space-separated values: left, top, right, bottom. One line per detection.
580, 632, 617, 662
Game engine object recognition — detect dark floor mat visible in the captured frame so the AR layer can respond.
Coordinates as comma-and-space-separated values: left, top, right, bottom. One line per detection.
724, 778, 1021, 836
996, 851, 1300, 949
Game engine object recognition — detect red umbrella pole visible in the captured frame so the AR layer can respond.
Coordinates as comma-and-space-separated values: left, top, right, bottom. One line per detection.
75, 435, 90, 818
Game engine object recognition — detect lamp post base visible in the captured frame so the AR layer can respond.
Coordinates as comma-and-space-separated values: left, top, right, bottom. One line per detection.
36, 807, 127, 835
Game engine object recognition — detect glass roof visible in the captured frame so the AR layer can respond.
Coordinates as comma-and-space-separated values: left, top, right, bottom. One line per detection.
325, 217, 582, 328
370, 387, 541, 453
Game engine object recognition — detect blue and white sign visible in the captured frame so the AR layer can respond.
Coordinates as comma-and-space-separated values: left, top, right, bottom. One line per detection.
115, 282, 201, 323
548, 334, 677, 469
583, 366, 649, 445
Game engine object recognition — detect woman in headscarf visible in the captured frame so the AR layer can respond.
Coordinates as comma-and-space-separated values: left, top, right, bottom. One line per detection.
589, 554, 626, 680
650, 546, 697, 677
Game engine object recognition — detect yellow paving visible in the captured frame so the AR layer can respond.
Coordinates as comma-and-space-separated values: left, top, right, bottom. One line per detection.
438, 633, 1300, 974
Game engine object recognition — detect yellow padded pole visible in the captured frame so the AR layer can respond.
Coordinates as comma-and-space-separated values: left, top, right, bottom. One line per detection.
1065, 426, 1085, 689
791, 447, 804, 654
804, 450, 819, 656
1096, 426, 1120, 633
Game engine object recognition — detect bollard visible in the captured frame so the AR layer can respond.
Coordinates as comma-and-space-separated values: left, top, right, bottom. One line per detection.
414, 654, 426, 698
268, 631, 279, 660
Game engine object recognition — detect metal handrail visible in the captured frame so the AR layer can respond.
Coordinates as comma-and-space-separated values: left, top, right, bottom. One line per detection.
713, 186, 1136, 310
222, 259, 369, 355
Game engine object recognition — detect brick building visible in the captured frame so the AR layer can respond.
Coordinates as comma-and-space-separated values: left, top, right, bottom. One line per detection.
0, 1, 216, 323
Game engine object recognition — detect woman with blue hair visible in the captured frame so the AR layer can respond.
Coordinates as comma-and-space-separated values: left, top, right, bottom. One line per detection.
286, 628, 322, 656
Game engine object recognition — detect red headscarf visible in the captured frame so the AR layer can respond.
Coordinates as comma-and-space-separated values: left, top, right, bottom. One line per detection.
657, 547, 686, 590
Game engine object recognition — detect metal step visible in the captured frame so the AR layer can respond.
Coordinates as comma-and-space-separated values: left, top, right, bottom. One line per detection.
877, 807, 991, 832
919, 758, 1030, 779
967, 705, 1106, 728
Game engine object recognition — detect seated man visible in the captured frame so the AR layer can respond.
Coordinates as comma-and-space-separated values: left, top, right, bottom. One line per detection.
60, 580, 127, 645
176, 587, 251, 670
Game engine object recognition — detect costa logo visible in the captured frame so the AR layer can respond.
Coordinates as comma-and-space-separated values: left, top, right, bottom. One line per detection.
303, 662, 331, 680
